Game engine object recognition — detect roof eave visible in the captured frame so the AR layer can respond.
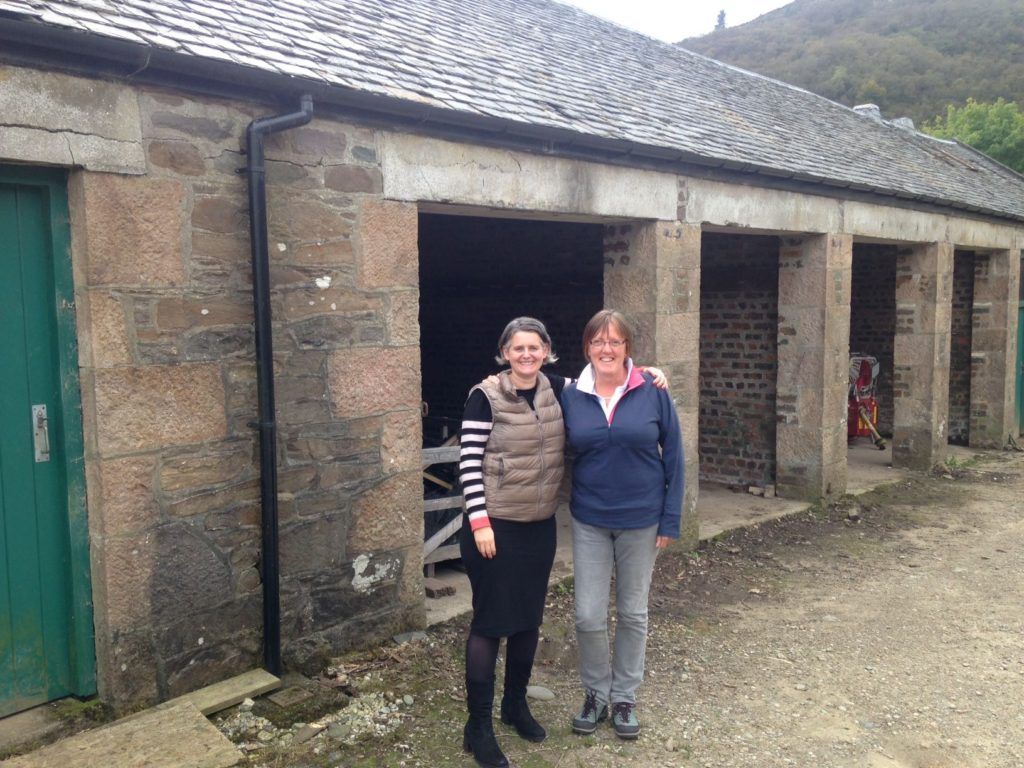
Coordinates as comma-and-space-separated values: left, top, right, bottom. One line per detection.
1, 17, 1022, 226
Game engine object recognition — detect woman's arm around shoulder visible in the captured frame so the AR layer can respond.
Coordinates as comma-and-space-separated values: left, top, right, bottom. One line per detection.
638, 365, 669, 389
541, 371, 569, 399
655, 385, 685, 541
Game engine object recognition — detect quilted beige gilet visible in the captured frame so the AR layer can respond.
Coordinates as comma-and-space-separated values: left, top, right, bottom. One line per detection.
470, 371, 565, 522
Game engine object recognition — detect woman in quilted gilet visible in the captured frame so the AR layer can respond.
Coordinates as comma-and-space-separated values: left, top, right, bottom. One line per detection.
457, 317, 565, 768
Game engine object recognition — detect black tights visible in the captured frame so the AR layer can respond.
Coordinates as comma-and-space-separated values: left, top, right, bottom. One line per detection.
465, 628, 539, 684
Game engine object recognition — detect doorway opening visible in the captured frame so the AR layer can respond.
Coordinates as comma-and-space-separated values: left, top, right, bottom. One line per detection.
850, 244, 897, 440
418, 212, 606, 444
417, 211, 605, 580
698, 233, 779, 491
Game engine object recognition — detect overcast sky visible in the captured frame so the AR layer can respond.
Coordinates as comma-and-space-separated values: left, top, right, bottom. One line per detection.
559, 0, 792, 42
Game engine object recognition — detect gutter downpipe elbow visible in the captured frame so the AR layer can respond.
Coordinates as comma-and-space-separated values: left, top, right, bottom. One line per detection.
245, 94, 314, 677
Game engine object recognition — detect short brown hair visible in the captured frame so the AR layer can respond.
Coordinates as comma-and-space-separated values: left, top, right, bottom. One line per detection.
581, 309, 632, 360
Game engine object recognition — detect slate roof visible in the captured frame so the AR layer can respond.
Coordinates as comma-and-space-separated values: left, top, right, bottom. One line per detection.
2, 0, 1024, 223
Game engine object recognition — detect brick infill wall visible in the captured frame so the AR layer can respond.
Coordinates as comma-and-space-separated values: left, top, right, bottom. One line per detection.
948, 251, 975, 445
699, 234, 778, 487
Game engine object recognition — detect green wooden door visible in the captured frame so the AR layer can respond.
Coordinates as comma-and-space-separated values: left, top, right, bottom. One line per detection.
0, 167, 95, 716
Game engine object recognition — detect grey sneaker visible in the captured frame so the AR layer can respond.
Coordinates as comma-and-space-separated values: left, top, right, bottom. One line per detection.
571, 690, 608, 735
611, 701, 640, 739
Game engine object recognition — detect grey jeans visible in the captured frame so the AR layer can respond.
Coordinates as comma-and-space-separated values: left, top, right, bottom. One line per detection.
572, 518, 659, 705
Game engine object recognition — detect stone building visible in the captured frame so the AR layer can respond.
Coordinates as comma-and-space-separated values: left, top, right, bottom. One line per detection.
0, 0, 1020, 715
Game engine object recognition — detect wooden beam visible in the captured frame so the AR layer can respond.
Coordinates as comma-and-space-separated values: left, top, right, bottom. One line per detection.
423, 516, 463, 557
423, 470, 453, 490
159, 668, 280, 716
422, 446, 461, 467
423, 496, 464, 513
423, 543, 461, 566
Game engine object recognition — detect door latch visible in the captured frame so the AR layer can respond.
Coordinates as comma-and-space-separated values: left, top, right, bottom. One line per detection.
32, 404, 50, 462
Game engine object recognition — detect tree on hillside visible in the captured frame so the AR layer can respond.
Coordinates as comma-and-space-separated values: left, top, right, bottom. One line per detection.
923, 99, 1024, 174
716, 10, 726, 30
680, 0, 1024, 127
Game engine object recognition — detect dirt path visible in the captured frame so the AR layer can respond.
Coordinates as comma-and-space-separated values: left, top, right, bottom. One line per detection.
634, 455, 1024, 768
231, 450, 1024, 768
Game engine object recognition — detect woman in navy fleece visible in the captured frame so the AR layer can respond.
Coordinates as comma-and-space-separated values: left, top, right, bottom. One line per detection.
561, 309, 684, 741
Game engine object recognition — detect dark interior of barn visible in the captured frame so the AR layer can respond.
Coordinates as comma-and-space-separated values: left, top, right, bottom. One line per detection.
850, 244, 898, 440
418, 213, 605, 448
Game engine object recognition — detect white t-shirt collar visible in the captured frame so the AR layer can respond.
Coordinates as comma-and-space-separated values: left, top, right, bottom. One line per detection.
578, 359, 633, 421
577, 358, 634, 395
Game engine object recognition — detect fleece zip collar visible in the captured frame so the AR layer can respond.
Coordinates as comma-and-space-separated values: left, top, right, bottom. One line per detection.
576, 359, 645, 423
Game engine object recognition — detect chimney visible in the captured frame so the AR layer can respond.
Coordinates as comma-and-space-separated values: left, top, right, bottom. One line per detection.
891, 117, 916, 131
853, 103, 883, 122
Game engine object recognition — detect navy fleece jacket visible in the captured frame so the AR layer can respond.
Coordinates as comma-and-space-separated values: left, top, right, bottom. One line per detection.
561, 366, 685, 538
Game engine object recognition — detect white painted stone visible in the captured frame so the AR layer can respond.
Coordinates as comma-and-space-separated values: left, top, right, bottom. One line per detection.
351, 553, 400, 593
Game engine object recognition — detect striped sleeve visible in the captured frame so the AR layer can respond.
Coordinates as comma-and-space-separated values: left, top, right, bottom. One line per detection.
460, 389, 493, 531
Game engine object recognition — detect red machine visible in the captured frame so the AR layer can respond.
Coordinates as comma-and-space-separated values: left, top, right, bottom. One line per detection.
848, 354, 886, 450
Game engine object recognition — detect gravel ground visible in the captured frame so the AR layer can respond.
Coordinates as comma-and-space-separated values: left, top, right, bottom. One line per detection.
224, 449, 1024, 768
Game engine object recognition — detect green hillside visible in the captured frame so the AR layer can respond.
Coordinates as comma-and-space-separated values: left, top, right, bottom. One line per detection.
681, 0, 1024, 126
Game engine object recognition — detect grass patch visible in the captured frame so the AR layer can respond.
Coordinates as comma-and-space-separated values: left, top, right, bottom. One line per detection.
550, 576, 574, 596
51, 697, 116, 728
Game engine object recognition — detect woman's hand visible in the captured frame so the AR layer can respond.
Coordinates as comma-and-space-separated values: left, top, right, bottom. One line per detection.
474, 526, 497, 558
640, 366, 669, 389
655, 535, 673, 549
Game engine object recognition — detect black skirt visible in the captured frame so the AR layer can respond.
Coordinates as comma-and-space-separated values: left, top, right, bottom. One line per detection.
460, 514, 557, 638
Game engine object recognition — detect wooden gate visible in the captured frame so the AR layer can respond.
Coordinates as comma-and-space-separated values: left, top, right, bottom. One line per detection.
422, 445, 464, 577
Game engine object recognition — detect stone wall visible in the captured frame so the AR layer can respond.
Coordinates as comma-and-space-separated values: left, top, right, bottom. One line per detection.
948, 251, 976, 445
698, 234, 779, 488
967, 249, 1022, 447
776, 234, 852, 500
892, 242, 954, 470
603, 220, 701, 549
66, 85, 425, 707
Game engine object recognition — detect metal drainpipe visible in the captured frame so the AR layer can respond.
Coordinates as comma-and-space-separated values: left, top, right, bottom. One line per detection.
245, 95, 314, 676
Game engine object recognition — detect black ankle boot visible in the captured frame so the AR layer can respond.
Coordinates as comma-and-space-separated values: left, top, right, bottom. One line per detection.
500, 695, 546, 742
464, 679, 509, 768
500, 652, 546, 742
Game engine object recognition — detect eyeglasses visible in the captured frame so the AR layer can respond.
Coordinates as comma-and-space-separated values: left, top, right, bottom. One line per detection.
588, 338, 625, 349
